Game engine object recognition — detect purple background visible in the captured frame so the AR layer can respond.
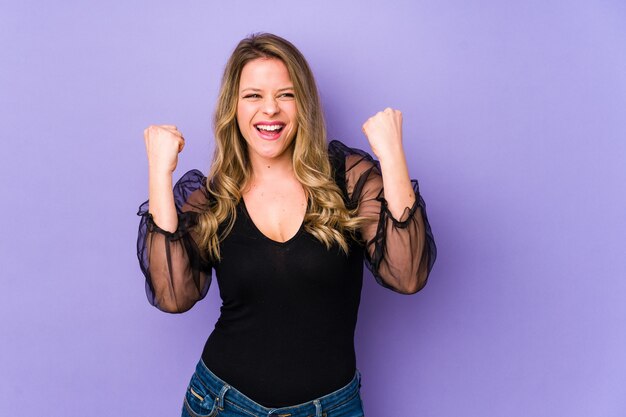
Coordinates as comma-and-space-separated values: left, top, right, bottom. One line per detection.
2, 1, 625, 416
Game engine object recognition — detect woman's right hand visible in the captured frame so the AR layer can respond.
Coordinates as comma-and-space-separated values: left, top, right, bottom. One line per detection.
143, 124, 185, 174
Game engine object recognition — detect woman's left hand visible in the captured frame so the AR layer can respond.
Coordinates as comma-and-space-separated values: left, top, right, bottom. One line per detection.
361, 107, 404, 162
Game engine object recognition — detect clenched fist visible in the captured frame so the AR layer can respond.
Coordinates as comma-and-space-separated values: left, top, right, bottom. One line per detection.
143, 124, 185, 174
361, 108, 403, 161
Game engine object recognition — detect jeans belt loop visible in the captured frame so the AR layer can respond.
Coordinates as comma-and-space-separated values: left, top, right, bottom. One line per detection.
314, 399, 322, 417
216, 384, 230, 410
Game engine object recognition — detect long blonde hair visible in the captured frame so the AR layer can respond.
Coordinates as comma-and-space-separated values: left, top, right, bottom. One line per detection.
197, 33, 363, 260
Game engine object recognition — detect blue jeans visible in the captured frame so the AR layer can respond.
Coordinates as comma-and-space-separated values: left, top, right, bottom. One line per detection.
181, 359, 365, 417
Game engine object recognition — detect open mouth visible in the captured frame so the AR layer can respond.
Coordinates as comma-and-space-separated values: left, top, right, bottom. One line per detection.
254, 122, 286, 140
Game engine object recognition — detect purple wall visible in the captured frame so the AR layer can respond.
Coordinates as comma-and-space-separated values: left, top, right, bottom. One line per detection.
2, 1, 625, 416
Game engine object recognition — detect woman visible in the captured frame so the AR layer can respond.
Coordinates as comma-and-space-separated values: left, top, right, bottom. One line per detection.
138, 33, 436, 417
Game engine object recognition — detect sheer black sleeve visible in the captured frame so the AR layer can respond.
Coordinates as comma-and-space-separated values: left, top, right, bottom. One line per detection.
329, 140, 437, 294
136, 169, 212, 313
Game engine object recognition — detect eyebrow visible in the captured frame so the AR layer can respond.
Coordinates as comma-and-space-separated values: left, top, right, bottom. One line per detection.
240, 87, 295, 93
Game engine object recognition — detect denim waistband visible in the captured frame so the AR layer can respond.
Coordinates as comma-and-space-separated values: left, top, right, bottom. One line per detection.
193, 358, 361, 417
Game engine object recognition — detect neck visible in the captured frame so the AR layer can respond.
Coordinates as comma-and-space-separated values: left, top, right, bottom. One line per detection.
248, 149, 296, 182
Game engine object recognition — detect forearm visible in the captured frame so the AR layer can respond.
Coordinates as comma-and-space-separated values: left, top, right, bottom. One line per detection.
374, 154, 428, 294
148, 168, 178, 233
378, 149, 416, 220
361, 108, 416, 219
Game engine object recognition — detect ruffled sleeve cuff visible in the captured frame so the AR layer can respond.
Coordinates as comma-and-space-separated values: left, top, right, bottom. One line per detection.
368, 179, 437, 293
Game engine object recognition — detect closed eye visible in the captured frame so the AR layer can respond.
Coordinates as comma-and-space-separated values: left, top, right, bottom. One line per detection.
278, 93, 295, 99
243, 94, 261, 99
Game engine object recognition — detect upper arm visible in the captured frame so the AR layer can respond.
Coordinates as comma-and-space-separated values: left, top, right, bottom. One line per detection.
330, 140, 437, 293
137, 170, 213, 313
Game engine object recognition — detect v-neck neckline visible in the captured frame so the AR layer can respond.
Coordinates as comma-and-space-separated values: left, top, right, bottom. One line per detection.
239, 198, 306, 246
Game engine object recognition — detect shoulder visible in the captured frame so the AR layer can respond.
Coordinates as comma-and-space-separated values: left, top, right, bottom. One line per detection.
327, 140, 381, 204
328, 140, 380, 184
328, 140, 378, 174
174, 169, 213, 214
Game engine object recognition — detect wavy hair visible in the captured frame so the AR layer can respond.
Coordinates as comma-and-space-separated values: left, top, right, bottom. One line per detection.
196, 33, 364, 260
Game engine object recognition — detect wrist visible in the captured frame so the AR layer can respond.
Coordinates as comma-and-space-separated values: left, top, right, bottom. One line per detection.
148, 164, 175, 177
375, 145, 406, 166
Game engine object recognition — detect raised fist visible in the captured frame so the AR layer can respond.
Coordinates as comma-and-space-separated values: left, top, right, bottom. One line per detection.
143, 124, 185, 174
362, 108, 403, 160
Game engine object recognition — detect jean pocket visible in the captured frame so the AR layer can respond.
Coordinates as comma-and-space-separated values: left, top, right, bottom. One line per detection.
183, 372, 218, 417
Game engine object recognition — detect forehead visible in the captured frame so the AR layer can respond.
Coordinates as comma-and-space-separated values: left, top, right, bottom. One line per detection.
239, 58, 292, 89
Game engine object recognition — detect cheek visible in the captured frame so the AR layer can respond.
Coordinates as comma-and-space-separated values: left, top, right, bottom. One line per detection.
236, 106, 251, 135
236, 105, 244, 125
287, 102, 298, 118
285, 123, 298, 143
284, 104, 298, 129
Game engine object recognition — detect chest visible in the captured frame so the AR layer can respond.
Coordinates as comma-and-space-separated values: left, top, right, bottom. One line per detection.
213, 203, 364, 307
241, 180, 306, 244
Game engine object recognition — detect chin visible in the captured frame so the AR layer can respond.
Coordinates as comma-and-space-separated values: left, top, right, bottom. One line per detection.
252, 142, 291, 160
246, 132, 296, 161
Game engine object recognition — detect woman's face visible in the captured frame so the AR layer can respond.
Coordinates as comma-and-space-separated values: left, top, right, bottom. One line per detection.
236, 57, 298, 164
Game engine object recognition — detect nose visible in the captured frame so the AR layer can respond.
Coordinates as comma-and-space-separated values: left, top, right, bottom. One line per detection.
262, 96, 279, 116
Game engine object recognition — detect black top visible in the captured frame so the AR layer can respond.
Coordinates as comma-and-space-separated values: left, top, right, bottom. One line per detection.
136, 140, 437, 407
